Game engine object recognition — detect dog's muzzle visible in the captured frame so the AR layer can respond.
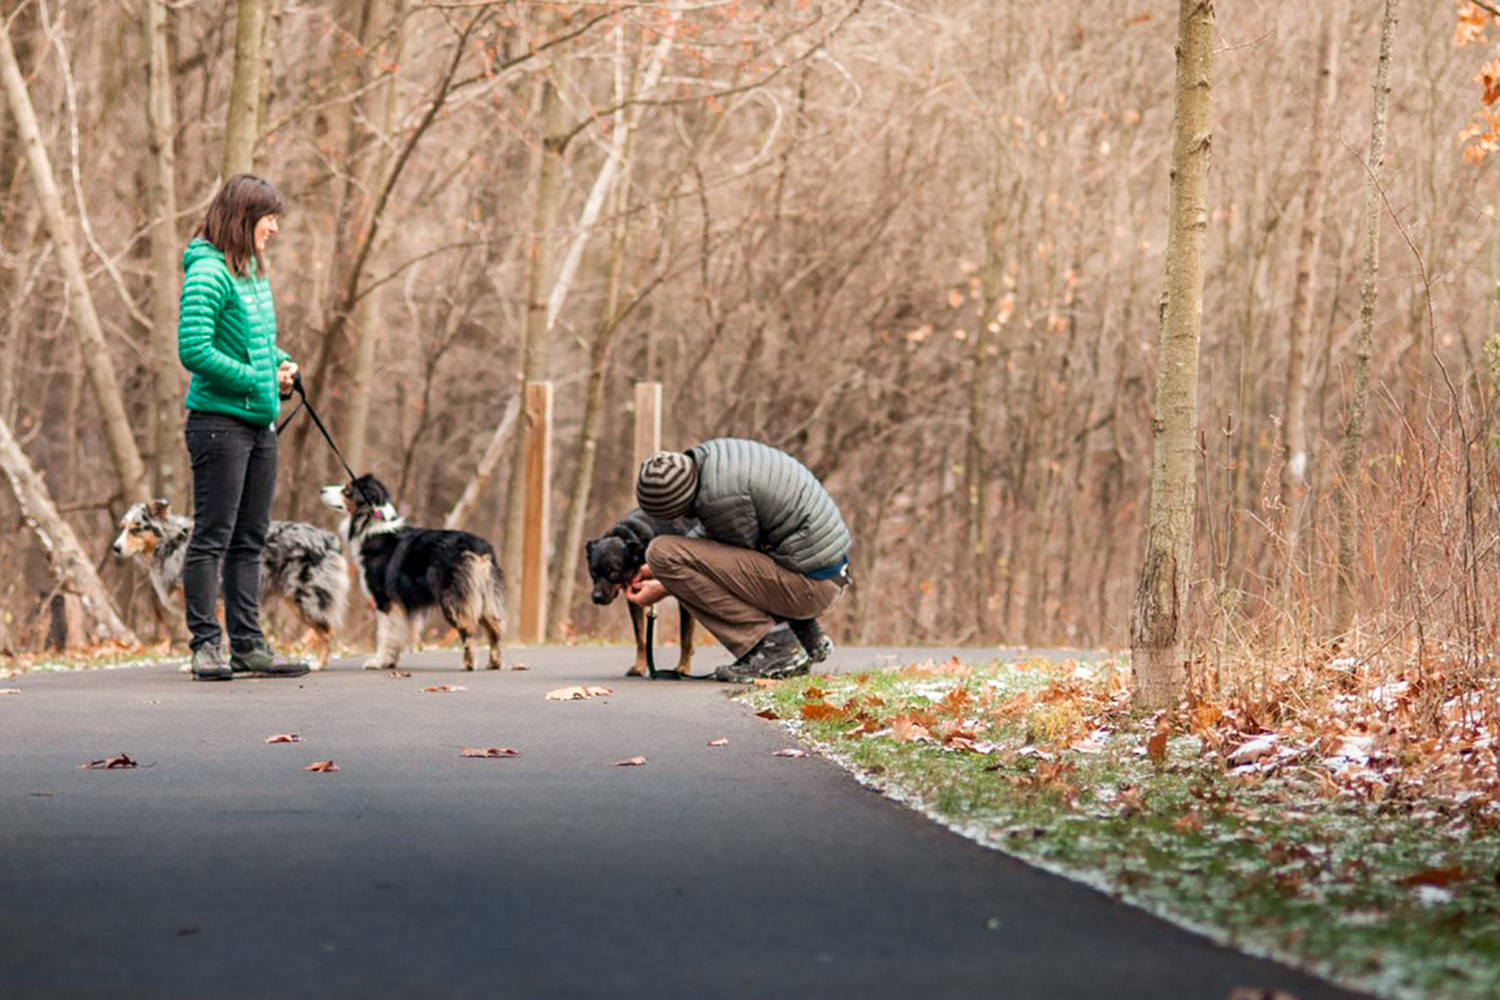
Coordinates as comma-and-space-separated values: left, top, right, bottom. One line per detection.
319, 485, 347, 511
591, 583, 621, 605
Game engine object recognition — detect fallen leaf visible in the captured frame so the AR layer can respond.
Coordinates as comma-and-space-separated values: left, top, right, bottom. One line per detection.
1146, 731, 1169, 765
890, 716, 935, 743
842, 718, 879, 738
510, 664, 530, 671
754, 708, 780, 720
461, 747, 521, 758
773, 748, 807, 758
421, 684, 468, 693
803, 686, 827, 700
1399, 866, 1467, 888
750, 677, 781, 687
545, 685, 613, 701
707, 738, 729, 747
1227, 738, 1276, 766
386, 670, 412, 679
800, 701, 847, 722
0, 688, 21, 695
304, 760, 339, 772
612, 755, 647, 767
80, 753, 137, 770
264, 734, 302, 744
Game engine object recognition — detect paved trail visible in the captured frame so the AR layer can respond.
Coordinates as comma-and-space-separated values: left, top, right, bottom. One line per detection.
0, 646, 1369, 1000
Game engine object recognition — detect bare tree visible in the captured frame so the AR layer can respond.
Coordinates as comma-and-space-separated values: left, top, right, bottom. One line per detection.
223, 0, 269, 177
1130, 0, 1214, 711
144, 0, 184, 500
1334, 0, 1400, 640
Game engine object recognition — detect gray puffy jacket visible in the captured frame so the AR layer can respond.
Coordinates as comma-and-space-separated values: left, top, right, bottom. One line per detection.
685, 438, 850, 577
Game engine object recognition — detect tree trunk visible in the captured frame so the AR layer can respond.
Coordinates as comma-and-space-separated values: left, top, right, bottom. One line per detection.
1333, 0, 1399, 640
1129, 0, 1214, 711
0, 18, 149, 506
222, 0, 268, 178
144, 0, 184, 502
1283, 14, 1338, 564
254, 0, 283, 173
444, 394, 521, 531
0, 415, 137, 645
503, 74, 567, 593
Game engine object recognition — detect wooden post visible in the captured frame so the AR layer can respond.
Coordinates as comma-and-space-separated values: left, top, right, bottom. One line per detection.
633, 381, 662, 485
520, 381, 553, 644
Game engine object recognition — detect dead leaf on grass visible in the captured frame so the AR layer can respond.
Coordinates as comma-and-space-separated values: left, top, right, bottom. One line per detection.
754, 708, 780, 720
800, 701, 848, 722
707, 738, 729, 747
304, 760, 339, 772
461, 747, 521, 758
772, 748, 807, 758
80, 753, 138, 770
1399, 866, 1467, 888
803, 686, 827, 700
750, 677, 780, 687
612, 755, 647, 767
890, 716, 936, 743
421, 684, 468, 693
1146, 731, 1169, 765
264, 734, 302, 744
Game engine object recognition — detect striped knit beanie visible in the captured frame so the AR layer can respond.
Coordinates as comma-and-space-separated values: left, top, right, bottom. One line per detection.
636, 451, 699, 519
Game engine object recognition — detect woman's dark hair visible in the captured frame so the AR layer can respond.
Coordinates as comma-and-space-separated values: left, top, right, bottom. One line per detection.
196, 174, 285, 277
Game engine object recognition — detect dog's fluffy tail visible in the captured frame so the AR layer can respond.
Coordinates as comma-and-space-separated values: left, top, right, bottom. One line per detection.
458, 551, 506, 629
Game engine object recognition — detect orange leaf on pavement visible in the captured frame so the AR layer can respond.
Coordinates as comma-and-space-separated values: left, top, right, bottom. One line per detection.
546, 685, 613, 701
707, 738, 729, 747
612, 756, 647, 767
304, 760, 339, 772
421, 685, 468, 693
264, 734, 301, 744
80, 753, 138, 770
461, 747, 521, 758
0, 688, 21, 695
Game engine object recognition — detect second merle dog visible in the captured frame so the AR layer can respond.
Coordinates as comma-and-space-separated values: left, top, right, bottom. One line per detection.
585, 508, 698, 677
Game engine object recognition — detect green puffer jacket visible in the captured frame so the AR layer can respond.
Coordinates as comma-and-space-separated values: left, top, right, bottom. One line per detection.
685, 438, 851, 577
178, 238, 289, 427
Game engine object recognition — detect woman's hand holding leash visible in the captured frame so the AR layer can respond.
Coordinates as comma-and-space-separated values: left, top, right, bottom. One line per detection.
277, 361, 299, 394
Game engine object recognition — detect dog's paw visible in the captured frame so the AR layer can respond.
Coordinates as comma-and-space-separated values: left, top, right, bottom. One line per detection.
625, 665, 646, 677
362, 658, 394, 671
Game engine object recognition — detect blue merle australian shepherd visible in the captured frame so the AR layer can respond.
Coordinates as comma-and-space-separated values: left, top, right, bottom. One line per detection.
321, 474, 505, 671
111, 499, 349, 669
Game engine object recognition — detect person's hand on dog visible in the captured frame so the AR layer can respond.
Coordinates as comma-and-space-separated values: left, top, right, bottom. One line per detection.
625, 565, 667, 607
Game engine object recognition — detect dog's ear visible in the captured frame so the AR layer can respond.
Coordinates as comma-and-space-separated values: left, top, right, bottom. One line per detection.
625, 538, 645, 567
584, 539, 598, 564
149, 498, 171, 519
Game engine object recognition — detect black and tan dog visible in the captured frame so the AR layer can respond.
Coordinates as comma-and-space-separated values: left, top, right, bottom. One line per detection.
585, 508, 698, 677
321, 474, 504, 671
111, 499, 349, 669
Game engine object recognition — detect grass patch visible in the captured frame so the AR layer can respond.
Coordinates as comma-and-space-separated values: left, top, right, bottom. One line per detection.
744, 655, 1500, 1000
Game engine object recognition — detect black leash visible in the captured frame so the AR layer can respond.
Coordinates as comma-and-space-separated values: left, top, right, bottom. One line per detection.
277, 373, 358, 484
643, 605, 712, 680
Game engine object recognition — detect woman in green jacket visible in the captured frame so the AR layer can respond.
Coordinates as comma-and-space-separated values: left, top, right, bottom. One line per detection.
177, 175, 306, 681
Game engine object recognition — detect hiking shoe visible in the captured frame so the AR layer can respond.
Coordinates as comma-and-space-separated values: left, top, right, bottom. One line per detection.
191, 644, 233, 682
788, 618, 835, 664
714, 627, 810, 684
230, 646, 310, 678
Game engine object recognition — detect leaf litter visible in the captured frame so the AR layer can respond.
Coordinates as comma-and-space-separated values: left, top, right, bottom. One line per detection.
612, 756, 647, 767
546, 685, 613, 701
264, 734, 301, 744
745, 655, 1500, 1000
304, 760, 339, 772
461, 747, 520, 758
80, 753, 138, 770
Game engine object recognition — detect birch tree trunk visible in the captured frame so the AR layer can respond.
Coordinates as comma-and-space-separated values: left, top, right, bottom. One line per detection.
0, 415, 137, 645
1333, 0, 1399, 640
144, 0, 184, 502
1129, 0, 1214, 711
0, 18, 149, 506
222, 0, 269, 178
1282, 13, 1338, 560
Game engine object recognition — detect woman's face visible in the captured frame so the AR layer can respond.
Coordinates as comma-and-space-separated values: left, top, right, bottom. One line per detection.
254, 213, 279, 253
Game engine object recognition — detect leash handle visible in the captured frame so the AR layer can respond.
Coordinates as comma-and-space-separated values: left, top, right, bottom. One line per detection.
277, 373, 359, 484
645, 606, 658, 678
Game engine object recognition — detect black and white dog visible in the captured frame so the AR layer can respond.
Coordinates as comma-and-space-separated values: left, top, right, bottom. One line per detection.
111, 499, 349, 669
321, 474, 505, 671
584, 508, 698, 677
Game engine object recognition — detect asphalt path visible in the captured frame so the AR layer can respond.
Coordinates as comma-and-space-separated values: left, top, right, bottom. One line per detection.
1, 645, 1371, 1000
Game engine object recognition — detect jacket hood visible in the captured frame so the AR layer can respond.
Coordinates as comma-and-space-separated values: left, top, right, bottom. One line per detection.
181, 237, 223, 272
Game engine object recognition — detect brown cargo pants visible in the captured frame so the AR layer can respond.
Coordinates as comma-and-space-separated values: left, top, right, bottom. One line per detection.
645, 536, 845, 658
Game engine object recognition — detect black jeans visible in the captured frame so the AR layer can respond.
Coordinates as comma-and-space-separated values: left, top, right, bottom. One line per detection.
183, 411, 277, 654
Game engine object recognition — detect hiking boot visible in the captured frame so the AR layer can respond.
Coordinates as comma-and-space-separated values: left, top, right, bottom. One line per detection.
788, 618, 834, 664
230, 645, 310, 678
714, 627, 810, 684
190, 644, 233, 682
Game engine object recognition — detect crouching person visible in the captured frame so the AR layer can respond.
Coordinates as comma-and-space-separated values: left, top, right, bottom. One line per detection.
624, 438, 850, 682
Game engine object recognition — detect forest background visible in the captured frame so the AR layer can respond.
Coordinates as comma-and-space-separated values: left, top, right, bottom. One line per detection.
1, 0, 1497, 676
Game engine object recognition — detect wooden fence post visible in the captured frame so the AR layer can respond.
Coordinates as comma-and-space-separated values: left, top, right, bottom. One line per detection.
633, 381, 662, 486
520, 381, 553, 644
